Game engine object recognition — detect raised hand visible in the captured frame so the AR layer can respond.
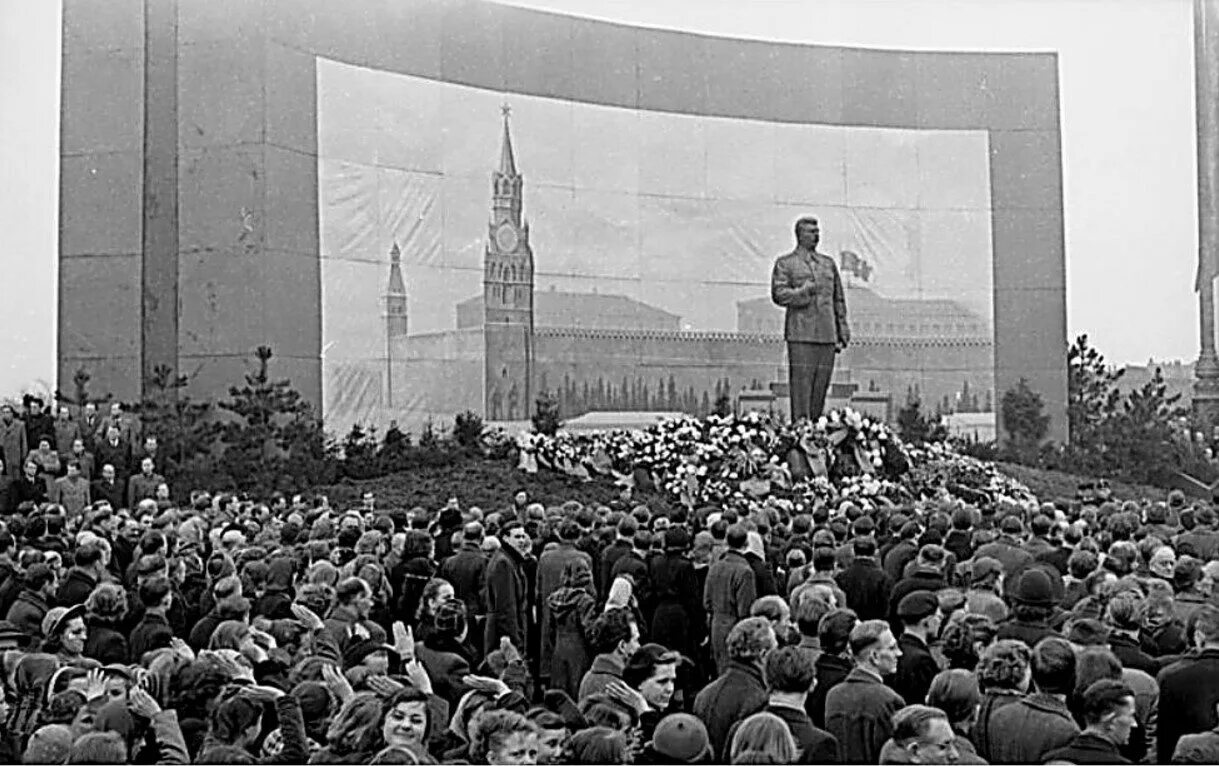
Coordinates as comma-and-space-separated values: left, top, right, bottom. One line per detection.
128, 687, 162, 719
366, 674, 406, 698
465, 674, 510, 697
321, 663, 354, 703
83, 668, 107, 701
606, 680, 649, 714
290, 604, 325, 632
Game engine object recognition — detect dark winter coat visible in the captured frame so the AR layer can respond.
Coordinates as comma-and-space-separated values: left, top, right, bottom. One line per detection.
746, 551, 778, 599
985, 692, 1079, 765
825, 667, 905, 765
808, 652, 853, 729
996, 617, 1057, 648
83, 619, 128, 665
944, 529, 974, 564
55, 566, 98, 608
883, 540, 919, 583
546, 584, 597, 700
887, 569, 948, 629
836, 557, 893, 621
129, 611, 174, 663
650, 550, 702, 658
483, 544, 529, 652
703, 550, 756, 673
892, 632, 939, 706
692, 659, 769, 761
439, 543, 488, 620
1108, 633, 1160, 676
535, 542, 591, 680
416, 634, 473, 710
765, 703, 839, 763
1043, 732, 1132, 764
610, 550, 651, 616
5, 589, 48, 640
598, 539, 633, 595
89, 477, 124, 511
1157, 647, 1219, 763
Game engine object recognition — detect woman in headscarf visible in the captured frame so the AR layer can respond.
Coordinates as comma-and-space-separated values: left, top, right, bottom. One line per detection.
547, 560, 599, 699
41, 605, 99, 671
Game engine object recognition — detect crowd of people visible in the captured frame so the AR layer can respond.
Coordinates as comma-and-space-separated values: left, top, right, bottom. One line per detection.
3, 399, 1219, 764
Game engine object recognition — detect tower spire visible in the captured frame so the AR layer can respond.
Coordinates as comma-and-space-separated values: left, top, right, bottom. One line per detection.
499, 103, 517, 177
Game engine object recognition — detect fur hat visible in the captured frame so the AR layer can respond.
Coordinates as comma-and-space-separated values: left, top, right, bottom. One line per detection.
23, 724, 73, 765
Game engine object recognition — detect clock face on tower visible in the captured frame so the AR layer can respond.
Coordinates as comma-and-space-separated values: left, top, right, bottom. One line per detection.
495, 223, 519, 252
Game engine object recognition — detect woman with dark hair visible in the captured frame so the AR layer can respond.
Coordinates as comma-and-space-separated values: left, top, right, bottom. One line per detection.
547, 560, 598, 700
939, 612, 996, 672
83, 583, 129, 665
394, 532, 437, 632
971, 639, 1031, 762
415, 578, 456, 641
310, 688, 435, 765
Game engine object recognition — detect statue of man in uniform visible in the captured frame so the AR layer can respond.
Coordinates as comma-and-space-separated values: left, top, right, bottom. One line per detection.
770, 216, 851, 421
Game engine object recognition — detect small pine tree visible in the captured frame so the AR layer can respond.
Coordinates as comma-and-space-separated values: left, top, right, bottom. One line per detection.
1001, 378, 1050, 456
215, 346, 331, 493
129, 365, 214, 496
897, 397, 947, 445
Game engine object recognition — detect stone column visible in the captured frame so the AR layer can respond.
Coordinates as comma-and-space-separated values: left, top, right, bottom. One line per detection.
1195, 0, 1219, 427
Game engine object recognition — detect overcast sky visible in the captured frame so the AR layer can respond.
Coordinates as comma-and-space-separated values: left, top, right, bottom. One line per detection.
0, 0, 1200, 397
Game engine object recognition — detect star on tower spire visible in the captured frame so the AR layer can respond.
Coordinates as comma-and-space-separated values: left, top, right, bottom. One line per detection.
499, 102, 517, 177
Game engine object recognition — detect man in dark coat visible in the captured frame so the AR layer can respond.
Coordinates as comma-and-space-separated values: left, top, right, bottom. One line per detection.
693, 617, 777, 760
536, 520, 592, 686
90, 464, 124, 511
808, 609, 856, 729
891, 592, 942, 706
484, 521, 531, 654
944, 507, 975, 563
649, 527, 702, 660
886, 544, 948, 632
439, 522, 489, 624
610, 529, 653, 620
94, 426, 131, 488
703, 526, 756, 673
4, 563, 56, 641
975, 515, 1034, 577
129, 576, 175, 662
825, 619, 904, 764
7, 459, 46, 510
598, 516, 636, 596
1043, 679, 1137, 765
55, 544, 105, 607
1157, 604, 1219, 763
1106, 592, 1161, 677
882, 522, 921, 583
744, 645, 839, 763
835, 536, 892, 621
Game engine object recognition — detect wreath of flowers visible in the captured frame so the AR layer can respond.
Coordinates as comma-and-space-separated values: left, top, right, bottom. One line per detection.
503, 408, 1031, 513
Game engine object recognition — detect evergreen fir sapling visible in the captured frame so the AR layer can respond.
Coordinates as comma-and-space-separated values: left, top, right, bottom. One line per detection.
532, 391, 562, 436
215, 346, 334, 493
128, 365, 215, 497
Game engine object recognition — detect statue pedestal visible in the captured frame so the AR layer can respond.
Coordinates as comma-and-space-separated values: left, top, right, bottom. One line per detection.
1194, 353, 1219, 429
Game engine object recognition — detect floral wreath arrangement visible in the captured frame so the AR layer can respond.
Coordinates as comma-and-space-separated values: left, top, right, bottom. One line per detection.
508, 408, 1030, 513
